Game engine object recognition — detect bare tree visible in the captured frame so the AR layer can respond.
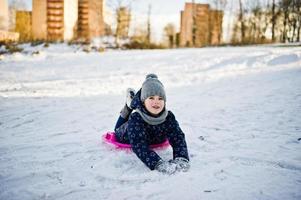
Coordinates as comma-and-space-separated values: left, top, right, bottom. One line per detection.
231, 0, 301, 44
116, 7, 131, 37
146, 4, 151, 45
249, 2, 261, 43
238, 0, 246, 43
295, 0, 301, 42
231, 0, 248, 44
279, 0, 291, 42
131, 25, 148, 44
271, 0, 277, 41
231, 0, 277, 44
277, 0, 301, 42
291, 0, 301, 42
247, 0, 271, 43
163, 23, 176, 48
107, 0, 134, 47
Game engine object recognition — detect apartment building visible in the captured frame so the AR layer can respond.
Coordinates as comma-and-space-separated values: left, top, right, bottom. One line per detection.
32, 0, 104, 41
180, 3, 223, 47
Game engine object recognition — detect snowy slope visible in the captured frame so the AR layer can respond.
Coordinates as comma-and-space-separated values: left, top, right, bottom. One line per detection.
0, 44, 301, 200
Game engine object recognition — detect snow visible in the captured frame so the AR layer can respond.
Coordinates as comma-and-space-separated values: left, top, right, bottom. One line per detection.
0, 44, 301, 200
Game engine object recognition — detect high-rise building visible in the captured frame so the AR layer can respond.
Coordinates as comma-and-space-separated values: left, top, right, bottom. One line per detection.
77, 0, 105, 40
0, 0, 19, 43
15, 11, 32, 42
32, 0, 104, 41
32, 0, 78, 41
180, 3, 223, 47
0, 0, 9, 31
32, 0, 47, 40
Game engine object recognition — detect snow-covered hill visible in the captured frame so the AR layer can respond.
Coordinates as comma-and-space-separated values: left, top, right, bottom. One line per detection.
0, 44, 301, 200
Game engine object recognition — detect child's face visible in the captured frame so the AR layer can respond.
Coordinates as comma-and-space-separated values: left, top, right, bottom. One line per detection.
144, 95, 165, 115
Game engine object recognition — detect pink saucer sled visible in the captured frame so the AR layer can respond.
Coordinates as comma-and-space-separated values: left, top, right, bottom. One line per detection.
102, 132, 170, 149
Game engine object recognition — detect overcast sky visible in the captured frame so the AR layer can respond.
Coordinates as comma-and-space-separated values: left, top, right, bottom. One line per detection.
15, 0, 210, 14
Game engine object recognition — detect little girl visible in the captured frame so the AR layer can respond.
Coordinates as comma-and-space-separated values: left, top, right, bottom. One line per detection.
114, 74, 190, 174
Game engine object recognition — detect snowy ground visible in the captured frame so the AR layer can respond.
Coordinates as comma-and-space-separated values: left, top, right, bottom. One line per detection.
0, 44, 301, 200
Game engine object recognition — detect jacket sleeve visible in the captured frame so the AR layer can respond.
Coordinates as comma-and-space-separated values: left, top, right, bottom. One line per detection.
127, 112, 162, 170
166, 111, 189, 161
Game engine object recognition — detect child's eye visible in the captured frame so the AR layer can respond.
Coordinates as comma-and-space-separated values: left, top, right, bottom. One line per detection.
149, 96, 154, 100
158, 97, 163, 101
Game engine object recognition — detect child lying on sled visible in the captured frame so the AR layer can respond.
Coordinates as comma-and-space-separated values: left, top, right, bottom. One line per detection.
114, 74, 190, 174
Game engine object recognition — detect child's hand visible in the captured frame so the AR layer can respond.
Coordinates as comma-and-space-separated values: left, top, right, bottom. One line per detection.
155, 160, 177, 175
170, 157, 190, 172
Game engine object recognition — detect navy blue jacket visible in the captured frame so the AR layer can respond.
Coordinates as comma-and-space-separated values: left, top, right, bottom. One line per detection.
115, 90, 189, 170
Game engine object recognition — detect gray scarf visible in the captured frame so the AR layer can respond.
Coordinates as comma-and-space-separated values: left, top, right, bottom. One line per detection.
134, 109, 168, 125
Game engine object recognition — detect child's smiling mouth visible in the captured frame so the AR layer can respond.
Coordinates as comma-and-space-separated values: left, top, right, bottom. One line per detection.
152, 105, 160, 109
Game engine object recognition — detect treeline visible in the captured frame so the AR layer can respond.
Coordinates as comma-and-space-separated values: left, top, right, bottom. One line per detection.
231, 0, 301, 44
2, 0, 300, 50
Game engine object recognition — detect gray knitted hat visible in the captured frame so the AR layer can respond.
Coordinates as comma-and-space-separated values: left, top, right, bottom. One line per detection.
141, 74, 166, 102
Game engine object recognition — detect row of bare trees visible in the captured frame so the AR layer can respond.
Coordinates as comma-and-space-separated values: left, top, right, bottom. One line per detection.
149, 0, 301, 46
232, 0, 301, 44
109, 0, 165, 48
